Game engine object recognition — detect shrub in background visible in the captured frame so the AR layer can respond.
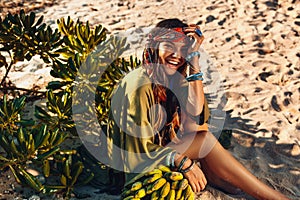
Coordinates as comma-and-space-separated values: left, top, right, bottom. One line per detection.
0, 9, 140, 198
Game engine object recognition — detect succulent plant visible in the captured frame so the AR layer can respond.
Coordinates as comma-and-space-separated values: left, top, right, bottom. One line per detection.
0, 9, 142, 198
0, 9, 62, 88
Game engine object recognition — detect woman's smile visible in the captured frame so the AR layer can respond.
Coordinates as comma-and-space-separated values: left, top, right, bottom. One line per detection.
165, 57, 184, 69
158, 41, 188, 75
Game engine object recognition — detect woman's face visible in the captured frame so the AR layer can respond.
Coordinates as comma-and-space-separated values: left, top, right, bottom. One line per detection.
158, 41, 189, 75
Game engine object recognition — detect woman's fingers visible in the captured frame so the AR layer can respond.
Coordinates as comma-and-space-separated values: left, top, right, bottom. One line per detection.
184, 24, 204, 51
190, 178, 200, 193
199, 175, 207, 191
191, 182, 199, 193
184, 165, 207, 193
184, 24, 203, 37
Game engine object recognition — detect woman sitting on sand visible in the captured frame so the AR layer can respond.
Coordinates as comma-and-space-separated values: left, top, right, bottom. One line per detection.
104, 18, 289, 199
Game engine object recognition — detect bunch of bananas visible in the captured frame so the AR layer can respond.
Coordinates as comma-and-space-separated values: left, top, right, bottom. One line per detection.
121, 165, 194, 200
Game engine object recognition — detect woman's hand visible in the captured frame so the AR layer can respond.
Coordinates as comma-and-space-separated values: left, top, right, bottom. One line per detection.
184, 24, 205, 53
183, 160, 207, 193
174, 155, 207, 193
183, 24, 204, 74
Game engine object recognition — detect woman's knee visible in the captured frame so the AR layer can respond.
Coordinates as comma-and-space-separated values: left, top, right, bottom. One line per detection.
170, 131, 218, 159
195, 131, 218, 158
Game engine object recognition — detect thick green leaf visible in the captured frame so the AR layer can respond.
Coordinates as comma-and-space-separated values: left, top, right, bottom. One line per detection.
42, 185, 65, 194
29, 12, 35, 27
36, 146, 60, 160
18, 119, 35, 127
34, 105, 51, 120
35, 15, 43, 27
60, 174, 67, 186
63, 158, 71, 178
43, 159, 50, 177
18, 167, 44, 192
70, 161, 83, 186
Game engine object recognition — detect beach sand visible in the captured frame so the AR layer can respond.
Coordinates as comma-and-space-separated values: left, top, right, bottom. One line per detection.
0, 0, 299, 199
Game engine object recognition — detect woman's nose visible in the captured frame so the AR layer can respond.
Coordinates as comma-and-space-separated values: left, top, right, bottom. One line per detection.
172, 49, 182, 58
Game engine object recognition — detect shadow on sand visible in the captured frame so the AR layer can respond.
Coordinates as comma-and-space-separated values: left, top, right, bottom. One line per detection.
216, 108, 300, 200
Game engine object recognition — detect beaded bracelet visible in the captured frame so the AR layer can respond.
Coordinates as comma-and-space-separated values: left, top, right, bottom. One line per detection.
186, 51, 201, 62
177, 156, 189, 172
180, 160, 196, 173
170, 152, 177, 169
165, 152, 172, 166
186, 72, 203, 82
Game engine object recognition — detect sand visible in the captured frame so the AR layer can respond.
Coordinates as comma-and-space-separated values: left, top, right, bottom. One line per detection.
0, 0, 299, 199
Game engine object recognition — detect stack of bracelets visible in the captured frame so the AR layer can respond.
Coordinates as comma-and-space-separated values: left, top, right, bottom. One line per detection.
186, 72, 203, 82
166, 152, 196, 173
185, 51, 203, 82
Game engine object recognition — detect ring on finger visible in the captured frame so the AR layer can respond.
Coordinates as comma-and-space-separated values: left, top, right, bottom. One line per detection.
195, 29, 203, 37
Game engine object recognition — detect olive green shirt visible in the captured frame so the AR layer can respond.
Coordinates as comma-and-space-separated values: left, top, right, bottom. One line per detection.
105, 67, 209, 185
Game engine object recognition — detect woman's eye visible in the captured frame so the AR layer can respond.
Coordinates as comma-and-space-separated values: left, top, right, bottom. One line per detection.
163, 45, 173, 50
181, 47, 189, 55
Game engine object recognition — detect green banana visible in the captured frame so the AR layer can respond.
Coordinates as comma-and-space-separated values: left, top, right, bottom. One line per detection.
134, 188, 146, 198
122, 165, 193, 200
121, 188, 132, 197
171, 181, 180, 190
151, 190, 160, 200
164, 172, 183, 181
143, 173, 162, 185
158, 165, 171, 173
131, 181, 143, 192
146, 184, 153, 194
144, 168, 162, 177
123, 195, 140, 200
175, 189, 182, 200
178, 179, 189, 190
166, 189, 175, 200
160, 181, 170, 198
182, 185, 194, 200
152, 178, 167, 191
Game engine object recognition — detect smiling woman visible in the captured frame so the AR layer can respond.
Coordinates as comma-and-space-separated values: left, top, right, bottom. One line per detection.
158, 41, 188, 75
103, 18, 290, 200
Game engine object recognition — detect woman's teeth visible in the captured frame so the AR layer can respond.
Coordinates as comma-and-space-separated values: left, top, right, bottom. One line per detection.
168, 60, 179, 65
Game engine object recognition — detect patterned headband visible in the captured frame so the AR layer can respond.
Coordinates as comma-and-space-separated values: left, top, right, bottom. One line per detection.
150, 28, 188, 43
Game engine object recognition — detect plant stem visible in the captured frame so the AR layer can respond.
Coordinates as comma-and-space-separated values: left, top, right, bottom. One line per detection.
0, 86, 46, 94
0, 60, 14, 88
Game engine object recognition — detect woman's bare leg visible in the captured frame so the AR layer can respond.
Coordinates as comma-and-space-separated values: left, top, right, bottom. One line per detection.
200, 159, 243, 195
172, 131, 290, 200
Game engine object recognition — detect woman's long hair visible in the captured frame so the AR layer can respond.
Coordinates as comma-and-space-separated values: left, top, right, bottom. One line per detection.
142, 18, 189, 146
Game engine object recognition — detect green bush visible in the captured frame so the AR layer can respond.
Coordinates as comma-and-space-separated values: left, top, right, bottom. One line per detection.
0, 9, 140, 198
